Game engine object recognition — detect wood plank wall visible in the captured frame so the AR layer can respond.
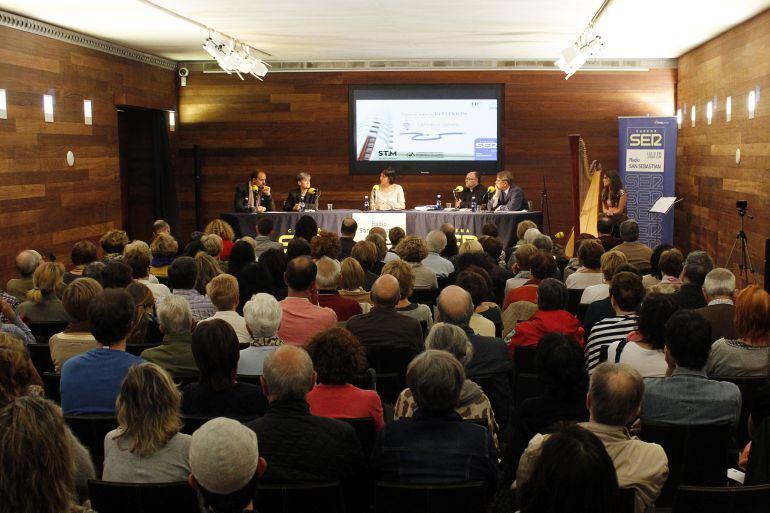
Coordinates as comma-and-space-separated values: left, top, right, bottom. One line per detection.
0, 26, 176, 284
176, 69, 676, 239
677, 9, 770, 282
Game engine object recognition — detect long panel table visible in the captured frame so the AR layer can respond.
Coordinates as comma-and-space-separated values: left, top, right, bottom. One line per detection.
222, 210, 542, 248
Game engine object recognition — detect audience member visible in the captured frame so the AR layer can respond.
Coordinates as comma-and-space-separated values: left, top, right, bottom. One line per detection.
183, 320, 267, 417
63, 240, 98, 284
655, 248, 684, 289
422, 229, 454, 277
351, 240, 380, 290
366, 233, 388, 275
0, 298, 34, 345
613, 220, 652, 269
642, 243, 674, 288
6, 249, 42, 301
565, 239, 604, 289
505, 219, 538, 268
100, 229, 130, 262
286, 237, 312, 261
706, 285, 770, 377
518, 363, 667, 513
346, 274, 424, 356
456, 269, 501, 337
0, 333, 43, 403
306, 327, 384, 430
478, 235, 515, 302
198, 274, 251, 344
124, 282, 163, 346
49, 278, 102, 371
60, 289, 143, 414
227, 240, 256, 279
439, 223, 458, 260
503, 252, 556, 310
153, 219, 171, 237
16, 262, 68, 324
672, 250, 713, 309
149, 233, 179, 278
382, 259, 433, 330
204, 219, 236, 261
385, 226, 406, 262
83, 260, 106, 285
696, 268, 738, 342
338, 257, 372, 304
254, 217, 282, 258
310, 230, 342, 260
505, 243, 538, 294
373, 350, 498, 489
278, 256, 337, 346
239, 293, 284, 375
141, 295, 197, 377
235, 263, 273, 314
293, 214, 319, 242
518, 424, 619, 513
580, 250, 627, 304
642, 310, 741, 429
596, 216, 621, 252
369, 226, 387, 241
582, 263, 640, 335
200, 233, 224, 260
160, 256, 216, 321
194, 252, 223, 295
315, 257, 363, 321
508, 279, 584, 353
189, 418, 267, 513
124, 246, 171, 299
606, 293, 679, 378
459, 239, 484, 255
339, 218, 357, 259
103, 363, 191, 482
101, 260, 134, 289
584, 272, 644, 374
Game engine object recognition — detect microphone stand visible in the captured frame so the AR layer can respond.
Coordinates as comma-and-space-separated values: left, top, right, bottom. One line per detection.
541, 175, 552, 236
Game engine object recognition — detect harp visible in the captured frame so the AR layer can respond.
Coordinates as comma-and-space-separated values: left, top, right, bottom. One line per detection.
566, 135, 602, 257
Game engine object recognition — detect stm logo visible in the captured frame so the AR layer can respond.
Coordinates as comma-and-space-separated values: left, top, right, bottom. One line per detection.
475, 141, 497, 149
378, 150, 397, 157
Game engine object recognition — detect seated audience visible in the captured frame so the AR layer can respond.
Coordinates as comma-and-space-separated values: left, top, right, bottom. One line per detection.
101, 261, 134, 289
103, 363, 191, 482
124, 282, 163, 346
505, 243, 538, 294
503, 252, 557, 310
456, 269, 501, 337
124, 246, 171, 299
382, 259, 434, 330
100, 229, 130, 262
149, 233, 179, 278
642, 310, 741, 429
199, 274, 251, 344
582, 263, 640, 335
510, 333, 589, 468
346, 274, 423, 356
49, 278, 102, 371
153, 219, 171, 237
672, 250, 713, 309
227, 240, 256, 279
518, 424, 619, 513
246, 346, 366, 490
696, 267, 738, 342
339, 218, 357, 260
293, 215, 319, 242
310, 230, 342, 260
63, 240, 98, 284
141, 295, 197, 377
183, 320, 267, 417
505, 219, 538, 268
655, 248, 684, 288
0, 333, 43, 403
641, 243, 673, 288
189, 418, 267, 513
508, 279, 584, 354
159, 256, 216, 322
373, 350, 498, 489
438, 223, 458, 260
338, 257, 372, 304
565, 239, 605, 290
306, 327, 384, 430
606, 293, 679, 378
395, 323, 498, 445
478, 235, 515, 301
596, 215, 622, 252
236, 262, 274, 313
580, 250, 627, 305
0, 295, 34, 345
278, 256, 337, 346
584, 272, 644, 374
201, 233, 225, 262
351, 240, 380, 290
706, 285, 770, 377
258, 249, 288, 300
253, 216, 282, 259
16, 262, 68, 324
385, 226, 406, 262
366, 233, 388, 276
421, 229, 454, 278
286, 237, 312, 262
315, 257, 362, 321
194, 252, 223, 295
6, 249, 42, 301
613, 220, 652, 269
204, 219, 236, 261
518, 363, 667, 513
239, 293, 284, 376
61, 289, 143, 414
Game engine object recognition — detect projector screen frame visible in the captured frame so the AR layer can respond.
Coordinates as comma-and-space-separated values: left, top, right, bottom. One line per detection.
348, 84, 504, 176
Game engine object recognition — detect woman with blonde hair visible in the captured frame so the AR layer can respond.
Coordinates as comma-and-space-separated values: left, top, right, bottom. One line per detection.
382, 260, 433, 329
395, 235, 437, 289
49, 278, 102, 371
16, 262, 69, 324
458, 239, 484, 255
103, 363, 191, 482
338, 257, 372, 305
193, 251, 223, 296
204, 219, 236, 260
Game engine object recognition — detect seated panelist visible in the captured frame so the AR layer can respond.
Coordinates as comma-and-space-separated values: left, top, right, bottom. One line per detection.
372, 167, 406, 211
283, 172, 319, 212
487, 170, 527, 212
234, 169, 275, 213
454, 171, 488, 209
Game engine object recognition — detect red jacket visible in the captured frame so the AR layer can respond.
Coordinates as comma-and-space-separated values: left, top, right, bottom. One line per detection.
507, 309, 585, 357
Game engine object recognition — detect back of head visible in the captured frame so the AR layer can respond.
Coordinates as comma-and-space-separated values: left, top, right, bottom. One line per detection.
664, 309, 712, 370
519, 424, 618, 513
437, 285, 474, 326
649, 243, 674, 279
259, 249, 288, 287
71, 240, 98, 266
101, 261, 133, 289
256, 216, 274, 236
339, 257, 365, 290
516, 220, 538, 241
734, 285, 770, 343
370, 274, 401, 308
481, 222, 499, 238
425, 323, 473, 366
381, 259, 415, 300
537, 278, 568, 311
153, 219, 170, 235
62, 277, 103, 323
157, 294, 192, 335
658, 248, 684, 277
637, 293, 680, 350
600, 251, 627, 281
536, 333, 587, 400
88, 289, 136, 345
369, 226, 387, 240
388, 226, 406, 248
523, 227, 542, 245
262, 345, 314, 401
455, 270, 488, 308
192, 319, 239, 392
151, 233, 179, 258
123, 248, 151, 279
306, 327, 366, 385
406, 350, 465, 417
596, 216, 614, 236
0, 335, 33, 407
206, 274, 239, 311
366, 234, 388, 261
310, 231, 341, 260
83, 261, 106, 285
243, 293, 282, 339
425, 230, 447, 253
286, 237, 312, 260
514, 244, 538, 270
351, 240, 378, 271
194, 252, 223, 295
532, 234, 554, 253
293, 215, 318, 242
200, 234, 223, 257
285, 256, 317, 292
168, 256, 197, 290
315, 256, 341, 290
227, 241, 256, 277
204, 219, 235, 242
609, 271, 645, 312
683, 250, 714, 285
703, 268, 736, 298
619, 219, 639, 242
529, 252, 557, 280
28, 262, 65, 303
578, 239, 604, 269
479, 235, 503, 260
458, 239, 483, 255
340, 217, 358, 237
15, 249, 42, 277
100, 229, 129, 254
589, 363, 644, 426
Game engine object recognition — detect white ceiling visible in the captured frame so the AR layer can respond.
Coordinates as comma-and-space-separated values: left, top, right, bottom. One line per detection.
1, 0, 769, 62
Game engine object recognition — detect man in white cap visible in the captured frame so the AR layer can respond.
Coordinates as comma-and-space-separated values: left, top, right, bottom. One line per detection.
188, 417, 267, 513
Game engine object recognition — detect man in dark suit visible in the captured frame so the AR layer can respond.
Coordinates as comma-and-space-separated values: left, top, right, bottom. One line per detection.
695, 268, 738, 342
455, 171, 489, 209
673, 250, 713, 310
339, 218, 357, 259
487, 170, 527, 212
233, 169, 275, 213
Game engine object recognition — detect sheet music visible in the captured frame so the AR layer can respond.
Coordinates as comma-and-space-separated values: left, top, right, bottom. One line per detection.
650, 197, 678, 214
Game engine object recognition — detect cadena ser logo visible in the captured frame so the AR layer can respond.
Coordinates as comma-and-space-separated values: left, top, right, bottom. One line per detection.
628, 133, 663, 147
474, 138, 497, 161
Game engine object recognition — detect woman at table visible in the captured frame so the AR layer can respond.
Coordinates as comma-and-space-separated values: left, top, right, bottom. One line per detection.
600, 169, 627, 216
371, 167, 405, 211
283, 172, 318, 212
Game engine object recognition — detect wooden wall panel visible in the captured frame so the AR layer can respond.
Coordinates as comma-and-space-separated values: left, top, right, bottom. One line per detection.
676, 9, 770, 282
0, 25, 176, 284
176, 69, 676, 239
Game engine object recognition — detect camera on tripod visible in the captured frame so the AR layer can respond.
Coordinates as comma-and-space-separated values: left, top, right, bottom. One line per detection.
737, 200, 748, 216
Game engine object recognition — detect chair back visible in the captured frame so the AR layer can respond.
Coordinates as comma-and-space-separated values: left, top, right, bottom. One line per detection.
566, 288, 583, 315
88, 479, 199, 513
236, 374, 263, 386
365, 345, 415, 404
351, 368, 377, 391
576, 303, 589, 322
374, 481, 486, 513
180, 414, 259, 435
28, 321, 69, 344
672, 484, 770, 513
640, 423, 730, 507
255, 481, 345, 513
337, 417, 378, 459
513, 345, 543, 409
64, 415, 119, 475
410, 288, 439, 307
42, 372, 61, 403
27, 343, 55, 373
712, 376, 768, 449
466, 373, 512, 430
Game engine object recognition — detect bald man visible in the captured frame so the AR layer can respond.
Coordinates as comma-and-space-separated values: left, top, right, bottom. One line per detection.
7, 250, 43, 301
346, 275, 424, 355
278, 256, 337, 346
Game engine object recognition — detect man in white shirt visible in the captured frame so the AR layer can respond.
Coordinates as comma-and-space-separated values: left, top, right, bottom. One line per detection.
198, 274, 252, 345
421, 230, 454, 278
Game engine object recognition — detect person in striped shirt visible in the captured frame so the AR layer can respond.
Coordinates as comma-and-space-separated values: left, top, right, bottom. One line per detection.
585, 272, 646, 374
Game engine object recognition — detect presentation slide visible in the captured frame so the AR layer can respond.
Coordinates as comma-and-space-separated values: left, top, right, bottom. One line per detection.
355, 99, 498, 162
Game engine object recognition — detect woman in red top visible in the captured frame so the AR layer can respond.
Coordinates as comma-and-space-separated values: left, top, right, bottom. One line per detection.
204, 219, 236, 261
503, 252, 557, 310
305, 327, 384, 430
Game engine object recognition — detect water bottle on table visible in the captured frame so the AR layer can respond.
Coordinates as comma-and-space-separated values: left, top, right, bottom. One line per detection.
363, 196, 370, 212
471, 196, 477, 212
299, 198, 306, 212
435, 194, 443, 211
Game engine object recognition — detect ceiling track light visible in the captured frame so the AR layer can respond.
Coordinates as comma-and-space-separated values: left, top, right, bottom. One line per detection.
202, 30, 269, 81
555, 0, 614, 79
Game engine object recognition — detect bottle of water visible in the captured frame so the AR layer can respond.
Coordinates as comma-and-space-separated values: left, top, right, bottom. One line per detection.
299, 198, 306, 212
435, 194, 442, 210
471, 196, 477, 213
363, 196, 370, 212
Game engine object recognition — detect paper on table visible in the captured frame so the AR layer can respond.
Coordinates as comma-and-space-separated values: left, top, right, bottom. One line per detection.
650, 197, 679, 214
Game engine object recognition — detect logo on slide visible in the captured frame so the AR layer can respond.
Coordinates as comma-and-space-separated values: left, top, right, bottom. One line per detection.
474, 138, 497, 160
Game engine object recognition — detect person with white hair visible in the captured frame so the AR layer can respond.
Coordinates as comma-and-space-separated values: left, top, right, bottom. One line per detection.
695, 268, 738, 342
141, 295, 197, 377
6, 250, 43, 301
198, 274, 251, 344
315, 256, 362, 321
238, 293, 284, 375
421, 230, 454, 278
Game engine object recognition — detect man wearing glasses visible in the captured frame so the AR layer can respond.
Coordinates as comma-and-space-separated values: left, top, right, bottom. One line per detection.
488, 171, 527, 212
454, 171, 487, 209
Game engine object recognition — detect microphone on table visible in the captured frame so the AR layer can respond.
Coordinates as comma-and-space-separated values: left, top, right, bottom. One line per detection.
372, 184, 379, 204
452, 185, 464, 202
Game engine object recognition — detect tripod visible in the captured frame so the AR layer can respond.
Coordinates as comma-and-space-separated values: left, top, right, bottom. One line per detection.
725, 211, 755, 284
540, 176, 552, 236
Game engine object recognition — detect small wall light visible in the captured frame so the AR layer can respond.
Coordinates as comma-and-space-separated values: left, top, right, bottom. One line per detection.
43, 94, 54, 122
691, 105, 696, 127
748, 90, 756, 119
0, 89, 6, 119
676, 108, 682, 129
706, 101, 713, 125
83, 100, 92, 125
169, 111, 176, 132
726, 96, 732, 122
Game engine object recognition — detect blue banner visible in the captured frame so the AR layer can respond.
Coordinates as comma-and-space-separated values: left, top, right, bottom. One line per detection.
618, 117, 677, 248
